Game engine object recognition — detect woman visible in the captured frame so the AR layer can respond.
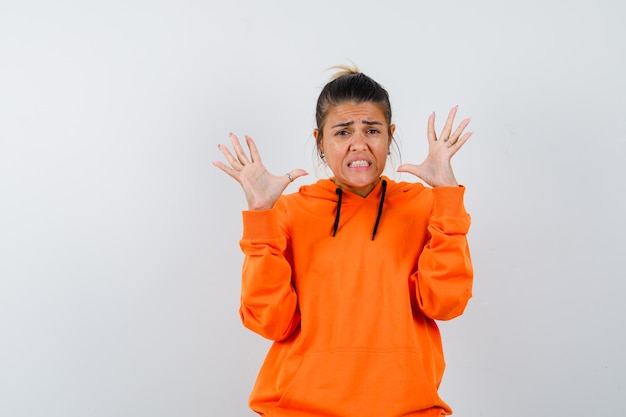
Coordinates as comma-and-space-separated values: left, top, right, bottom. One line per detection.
214, 66, 473, 417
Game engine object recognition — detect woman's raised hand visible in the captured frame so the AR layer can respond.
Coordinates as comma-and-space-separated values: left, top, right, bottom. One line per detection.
397, 106, 472, 187
213, 133, 308, 210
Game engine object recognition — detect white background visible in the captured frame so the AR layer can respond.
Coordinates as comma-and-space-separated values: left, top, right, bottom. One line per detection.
1, 1, 625, 416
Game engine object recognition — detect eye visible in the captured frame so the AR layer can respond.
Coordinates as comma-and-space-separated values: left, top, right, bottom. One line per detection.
335, 129, 350, 136
367, 128, 381, 135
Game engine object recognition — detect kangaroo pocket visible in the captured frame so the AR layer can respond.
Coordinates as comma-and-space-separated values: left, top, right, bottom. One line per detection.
273, 348, 441, 417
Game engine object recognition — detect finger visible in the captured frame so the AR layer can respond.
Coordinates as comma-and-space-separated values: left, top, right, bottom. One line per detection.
427, 112, 436, 143
448, 118, 471, 144
285, 169, 309, 183
212, 160, 242, 183
245, 135, 262, 163
217, 143, 243, 169
396, 163, 419, 174
439, 105, 458, 141
230, 133, 251, 165
448, 132, 472, 156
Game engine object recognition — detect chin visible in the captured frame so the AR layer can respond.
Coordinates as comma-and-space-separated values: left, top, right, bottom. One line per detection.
344, 176, 380, 189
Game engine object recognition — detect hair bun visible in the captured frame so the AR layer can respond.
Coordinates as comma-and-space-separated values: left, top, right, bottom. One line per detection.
327, 63, 361, 81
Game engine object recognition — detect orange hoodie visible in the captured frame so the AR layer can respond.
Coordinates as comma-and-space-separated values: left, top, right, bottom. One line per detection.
239, 177, 473, 417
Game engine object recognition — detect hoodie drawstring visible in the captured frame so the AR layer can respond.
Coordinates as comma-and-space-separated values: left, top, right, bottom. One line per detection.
331, 179, 387, 240
371, 179, 387, 240
332, 187, 343, 237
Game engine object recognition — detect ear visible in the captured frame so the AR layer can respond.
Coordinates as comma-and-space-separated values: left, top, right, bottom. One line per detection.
388, 124, 396, 147
313, 129, 323, 152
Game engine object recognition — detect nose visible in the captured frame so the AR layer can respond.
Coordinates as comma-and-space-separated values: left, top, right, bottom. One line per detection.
349, 132, 368, 151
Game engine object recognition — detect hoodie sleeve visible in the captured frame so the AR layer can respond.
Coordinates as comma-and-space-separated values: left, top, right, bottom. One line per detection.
238, 208, 300, 341
412, 186, 473, 321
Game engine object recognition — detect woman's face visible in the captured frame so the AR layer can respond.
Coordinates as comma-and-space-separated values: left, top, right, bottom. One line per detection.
314, 102, 395, 197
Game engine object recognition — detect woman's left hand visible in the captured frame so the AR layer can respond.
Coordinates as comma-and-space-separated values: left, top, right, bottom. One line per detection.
397, 106, 472, 187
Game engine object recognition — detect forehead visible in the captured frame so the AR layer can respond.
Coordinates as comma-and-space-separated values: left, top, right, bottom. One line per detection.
325, 102, 387, 126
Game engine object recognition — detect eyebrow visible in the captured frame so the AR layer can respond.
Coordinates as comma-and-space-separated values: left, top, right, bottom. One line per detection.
331, 120, 383, 128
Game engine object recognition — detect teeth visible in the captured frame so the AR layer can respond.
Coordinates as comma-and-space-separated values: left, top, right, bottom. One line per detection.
349, 160, 370, 167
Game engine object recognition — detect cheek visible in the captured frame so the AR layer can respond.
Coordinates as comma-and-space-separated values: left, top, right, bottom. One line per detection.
325, 141, 347, 157
374, 141, 390, 157
325, 150, 343, 167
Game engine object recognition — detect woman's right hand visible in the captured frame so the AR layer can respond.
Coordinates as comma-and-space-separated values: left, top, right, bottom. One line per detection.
213, 133, 308, 210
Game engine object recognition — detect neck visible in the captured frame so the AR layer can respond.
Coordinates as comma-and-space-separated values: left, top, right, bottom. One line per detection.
331, 177, 381, 198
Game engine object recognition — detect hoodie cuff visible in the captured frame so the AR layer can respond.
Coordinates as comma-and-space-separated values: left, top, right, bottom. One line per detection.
242, 209, 282, 240
432, 185, 468, 218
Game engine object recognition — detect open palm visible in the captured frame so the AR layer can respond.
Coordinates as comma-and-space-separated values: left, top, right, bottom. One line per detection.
213, 133, 308, 210
397, 106, 472, 187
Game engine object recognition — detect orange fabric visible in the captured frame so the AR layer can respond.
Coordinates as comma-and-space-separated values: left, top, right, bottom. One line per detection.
239, 177, 472, 417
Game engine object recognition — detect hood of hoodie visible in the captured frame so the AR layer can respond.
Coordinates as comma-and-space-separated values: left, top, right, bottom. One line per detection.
292, 176, 423, 240
298, 175, 418, 197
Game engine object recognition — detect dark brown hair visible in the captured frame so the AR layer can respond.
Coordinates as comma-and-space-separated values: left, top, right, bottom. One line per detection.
315, 65, 393, 152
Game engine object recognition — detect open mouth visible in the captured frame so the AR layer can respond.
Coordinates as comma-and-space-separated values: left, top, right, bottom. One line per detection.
348, 160, 371, 168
